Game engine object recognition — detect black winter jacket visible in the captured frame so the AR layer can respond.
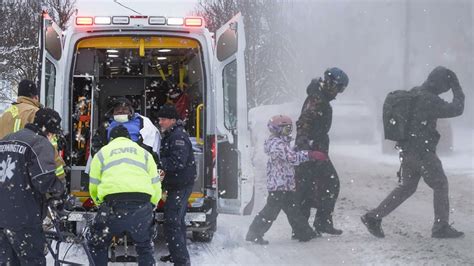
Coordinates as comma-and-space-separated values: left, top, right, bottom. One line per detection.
400, 67, 464, 153
160, 124, 196, 190
0, 124, 65, 229
295, 81, 333, 153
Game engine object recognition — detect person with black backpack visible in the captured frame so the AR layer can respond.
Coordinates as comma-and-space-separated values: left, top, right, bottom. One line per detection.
362, 66, 465, 239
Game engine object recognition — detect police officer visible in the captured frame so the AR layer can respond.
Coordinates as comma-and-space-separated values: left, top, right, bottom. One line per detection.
157, 104, 196, 266
0, 79, 66, 180
87, 125, 161, 265
0, 108, 65, 265
295, 67, 349, 235
362, 66, 465, 239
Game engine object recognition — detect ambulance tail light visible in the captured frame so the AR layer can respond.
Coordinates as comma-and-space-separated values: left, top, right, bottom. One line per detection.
94, 16, 111, 25
211, 135, 217, 188
185, 17, 203, 27
76, 17, 93, 25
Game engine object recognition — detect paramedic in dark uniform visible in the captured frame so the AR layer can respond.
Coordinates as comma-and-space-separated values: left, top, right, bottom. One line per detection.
157, 104, 196, 266
0, 108, 65, 265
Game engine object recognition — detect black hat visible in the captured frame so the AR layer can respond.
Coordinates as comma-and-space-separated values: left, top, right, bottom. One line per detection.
18, 79, 38, 97
33, 108, 62, 134
157, 104, 179, 120
109, 125, 130, 140
111, 97, 132, 108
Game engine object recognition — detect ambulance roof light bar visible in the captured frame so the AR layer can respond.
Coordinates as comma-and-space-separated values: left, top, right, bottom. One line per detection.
76, 17, 93, 25
185, 17, 203, 27
149, 16, 166, 25
75, 16, 204, 27
167, 17, 184, 26
94, 16, 111, 25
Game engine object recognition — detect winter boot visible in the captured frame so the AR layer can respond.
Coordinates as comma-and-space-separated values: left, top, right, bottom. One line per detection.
432, 224, 464, 239
246, 231, 269, 245
246, 235, 269, 245
296, 229, 320, 242
159, 254, 174, 263
361, 214, 384, 238
314, 217, 343, 235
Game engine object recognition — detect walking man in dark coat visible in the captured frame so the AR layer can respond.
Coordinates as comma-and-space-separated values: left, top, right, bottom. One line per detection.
295, 67, 349, 235
362, 66, 465, 239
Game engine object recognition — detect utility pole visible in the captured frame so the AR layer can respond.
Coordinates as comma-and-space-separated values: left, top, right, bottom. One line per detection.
402, 0, 411, 90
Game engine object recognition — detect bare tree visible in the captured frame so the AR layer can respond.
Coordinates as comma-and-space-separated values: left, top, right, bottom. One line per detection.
196, 0, 296, 108
45, 0, 76, 30
0, 0, 76, 101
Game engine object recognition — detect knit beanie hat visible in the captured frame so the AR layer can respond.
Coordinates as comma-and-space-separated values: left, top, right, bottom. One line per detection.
33, 108, 62, 134
18, 79, 38, 97
157, 104, 179, 120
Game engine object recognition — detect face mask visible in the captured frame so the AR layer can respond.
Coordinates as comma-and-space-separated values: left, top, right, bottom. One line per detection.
114, 114, 129, 123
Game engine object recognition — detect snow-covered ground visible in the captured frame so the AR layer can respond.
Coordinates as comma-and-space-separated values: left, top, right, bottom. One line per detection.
48, 103, 473, 265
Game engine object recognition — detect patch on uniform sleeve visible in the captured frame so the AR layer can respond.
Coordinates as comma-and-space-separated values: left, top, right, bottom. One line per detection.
175, 140, 185, 146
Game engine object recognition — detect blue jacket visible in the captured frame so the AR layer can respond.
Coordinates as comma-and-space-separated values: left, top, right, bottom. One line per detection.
108, 113, 142, 143
160, 124, 196, 190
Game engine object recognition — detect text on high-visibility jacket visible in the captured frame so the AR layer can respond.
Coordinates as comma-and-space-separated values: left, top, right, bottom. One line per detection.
88, 137, 161, 205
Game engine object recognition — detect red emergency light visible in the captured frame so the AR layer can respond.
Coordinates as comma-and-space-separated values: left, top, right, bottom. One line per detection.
184, 17, 203, 27
76, 17, 93, 25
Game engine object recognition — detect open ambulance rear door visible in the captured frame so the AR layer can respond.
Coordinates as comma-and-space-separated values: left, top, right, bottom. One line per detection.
214, 13, 254, 215
38, 11, 63, 110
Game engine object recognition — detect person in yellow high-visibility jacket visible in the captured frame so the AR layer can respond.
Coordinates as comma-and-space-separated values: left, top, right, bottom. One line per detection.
87, 125, 161, 265
0, 79, 66, 181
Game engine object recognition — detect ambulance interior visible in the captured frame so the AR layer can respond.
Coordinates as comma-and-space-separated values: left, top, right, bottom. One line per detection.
70, 36, 206, 205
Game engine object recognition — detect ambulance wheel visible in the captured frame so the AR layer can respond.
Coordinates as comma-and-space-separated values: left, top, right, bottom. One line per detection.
192, 221, 216, 242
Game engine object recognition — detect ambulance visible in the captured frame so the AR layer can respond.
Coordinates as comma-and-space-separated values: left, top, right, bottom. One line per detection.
39, 10, 254, 242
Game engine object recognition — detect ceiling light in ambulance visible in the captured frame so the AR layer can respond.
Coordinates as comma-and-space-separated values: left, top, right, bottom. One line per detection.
112, 16, 130, 25
149, 16, 166, 25
167, 17, 184, 26
185, 17, 203, 27
107, 54, 119, 58
158, 49, 171, 53
94, 16, 111, 25
157, 57, 167, 60
106, 49, 119, 53
76, 17, 93, 25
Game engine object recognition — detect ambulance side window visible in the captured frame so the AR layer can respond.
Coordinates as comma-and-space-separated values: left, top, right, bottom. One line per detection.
223, 60, 237, 130
216, 22, 238, 62
44, 59, 56, 108
45, 20, 62, 60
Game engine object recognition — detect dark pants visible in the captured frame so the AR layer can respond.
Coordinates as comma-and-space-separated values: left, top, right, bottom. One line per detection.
367, 151, 449, 231
0, 226, 46, 265
164, 186, 193, 266
87, 201, 155, 266
247, 191, 314, 239
295, 160, 340, 228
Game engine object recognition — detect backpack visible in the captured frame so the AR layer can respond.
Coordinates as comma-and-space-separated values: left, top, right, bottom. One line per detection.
382, 90, 418, 141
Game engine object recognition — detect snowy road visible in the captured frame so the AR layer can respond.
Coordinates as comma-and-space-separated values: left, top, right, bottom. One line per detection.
181, 142, 474, 265
54, 138, 473, 265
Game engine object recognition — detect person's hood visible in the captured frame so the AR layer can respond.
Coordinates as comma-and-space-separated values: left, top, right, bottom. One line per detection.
422, 66, 456, 95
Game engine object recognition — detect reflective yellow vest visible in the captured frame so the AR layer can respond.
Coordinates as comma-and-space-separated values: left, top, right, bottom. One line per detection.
88, 137, 161, 205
